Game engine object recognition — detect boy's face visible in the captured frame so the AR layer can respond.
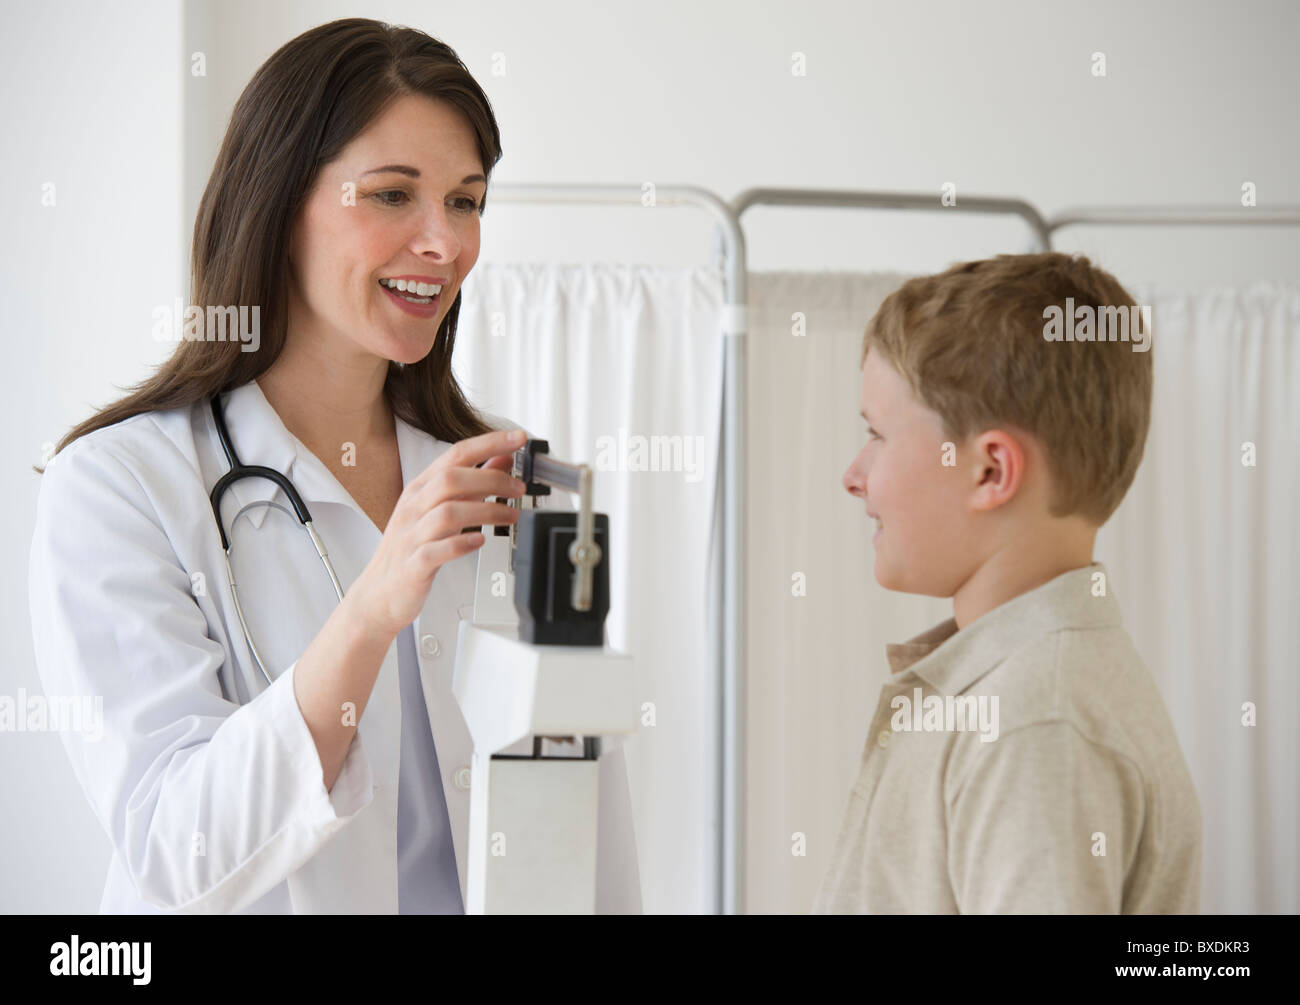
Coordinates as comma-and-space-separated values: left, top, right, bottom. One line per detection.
842, 348, 984, 597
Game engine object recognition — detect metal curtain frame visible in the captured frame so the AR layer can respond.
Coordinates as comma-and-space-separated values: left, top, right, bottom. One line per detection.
1047, 205, 1300, 242
733, 187, 1053, 251
733, 188, 1300, 252
486, 184, 748, 918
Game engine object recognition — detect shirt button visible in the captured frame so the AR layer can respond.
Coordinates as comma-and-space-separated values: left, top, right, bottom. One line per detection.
453, 766, 472, 791
877, 729, 891, 748
419, 634, 442, 659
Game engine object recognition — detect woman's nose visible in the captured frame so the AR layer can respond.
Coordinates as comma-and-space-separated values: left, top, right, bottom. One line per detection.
843, 464, 865, 496
413, 207, 461, 260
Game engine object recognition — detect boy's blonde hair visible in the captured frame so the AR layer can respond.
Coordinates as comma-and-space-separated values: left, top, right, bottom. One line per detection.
861, 252, 1152, 526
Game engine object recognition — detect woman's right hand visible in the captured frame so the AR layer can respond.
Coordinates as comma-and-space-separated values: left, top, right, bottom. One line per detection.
350, 428, 529, 641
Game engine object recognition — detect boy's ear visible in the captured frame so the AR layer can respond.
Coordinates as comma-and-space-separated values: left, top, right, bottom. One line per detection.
968, 429, 1027, 513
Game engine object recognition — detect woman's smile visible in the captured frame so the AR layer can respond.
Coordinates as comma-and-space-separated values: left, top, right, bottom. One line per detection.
379, 274, 446, 317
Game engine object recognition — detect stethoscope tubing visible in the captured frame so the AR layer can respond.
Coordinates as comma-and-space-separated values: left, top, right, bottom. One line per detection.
208, 394, 345, 686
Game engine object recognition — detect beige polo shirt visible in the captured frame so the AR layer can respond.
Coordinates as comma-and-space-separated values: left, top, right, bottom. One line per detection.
812, 561, 1202, 914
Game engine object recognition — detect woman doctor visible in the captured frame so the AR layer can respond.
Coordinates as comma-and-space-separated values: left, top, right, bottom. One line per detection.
28, 17, 641, 914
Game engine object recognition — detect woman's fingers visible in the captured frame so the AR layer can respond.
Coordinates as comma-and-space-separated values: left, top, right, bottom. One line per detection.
478, 450, 517, 473
409, 466, 525, 516
354, 429, 533, 639
441, 469, 524, 509
411, 429, 526, 492
407, 531, 490, 579
414, 499, 518, 541
448, 428, 527, 467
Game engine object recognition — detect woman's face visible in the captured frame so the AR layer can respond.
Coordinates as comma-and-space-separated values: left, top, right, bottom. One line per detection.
286, 93, 487, 366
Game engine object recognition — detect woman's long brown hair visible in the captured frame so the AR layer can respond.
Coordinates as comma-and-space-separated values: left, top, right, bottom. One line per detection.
37, 17, 502, 473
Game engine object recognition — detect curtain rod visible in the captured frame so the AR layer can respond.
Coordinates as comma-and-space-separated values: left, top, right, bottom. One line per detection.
732, 187, 1052, 251
1048, 205, 1300, 237
730, 187, 1300, 250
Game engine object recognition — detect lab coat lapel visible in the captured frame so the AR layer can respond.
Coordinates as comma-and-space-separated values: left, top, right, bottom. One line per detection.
395, 417, 479, 908
216, 380, 358, 529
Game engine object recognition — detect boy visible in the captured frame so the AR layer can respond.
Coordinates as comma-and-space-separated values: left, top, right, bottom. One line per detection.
813, 252, 1201, 914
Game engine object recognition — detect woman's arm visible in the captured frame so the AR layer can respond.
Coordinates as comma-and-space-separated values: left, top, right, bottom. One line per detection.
286, 427, 528, 792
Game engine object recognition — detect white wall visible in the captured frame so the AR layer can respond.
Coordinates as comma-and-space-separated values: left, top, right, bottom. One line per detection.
4, 0, 1297, 913
1, 0, 184, 911
185, 0, 1300, 286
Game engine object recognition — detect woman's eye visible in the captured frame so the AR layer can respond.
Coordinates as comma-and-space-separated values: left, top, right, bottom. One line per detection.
372, 191, 479, 212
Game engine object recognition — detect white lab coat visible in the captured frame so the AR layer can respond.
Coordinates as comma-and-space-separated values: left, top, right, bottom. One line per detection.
28, 379, 642, 914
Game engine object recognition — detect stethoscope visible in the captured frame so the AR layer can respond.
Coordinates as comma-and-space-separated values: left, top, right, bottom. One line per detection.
208, 394, 345, 687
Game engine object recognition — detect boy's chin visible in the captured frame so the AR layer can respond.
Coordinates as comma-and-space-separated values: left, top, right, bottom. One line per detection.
872, 554, 899, 591
873, 555, 940, 598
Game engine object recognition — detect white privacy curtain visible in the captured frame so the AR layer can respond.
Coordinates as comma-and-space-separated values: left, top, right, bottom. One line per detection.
745, 271, 1299, 915
454, 263, 725, 914
1102, 282, 1299, 915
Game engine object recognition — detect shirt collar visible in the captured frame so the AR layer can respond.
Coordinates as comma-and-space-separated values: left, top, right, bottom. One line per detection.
885, 561, 1121, 695
213, 379, 447, 532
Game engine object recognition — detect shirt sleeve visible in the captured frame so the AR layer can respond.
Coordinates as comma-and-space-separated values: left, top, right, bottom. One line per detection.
946, 719, 1144, 914
28, 440, 375, 914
